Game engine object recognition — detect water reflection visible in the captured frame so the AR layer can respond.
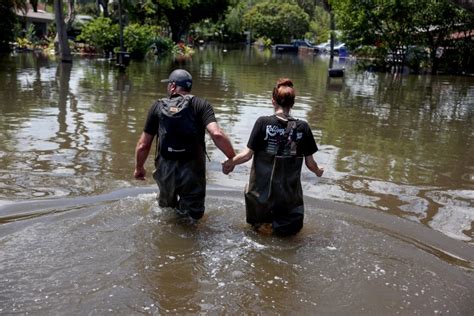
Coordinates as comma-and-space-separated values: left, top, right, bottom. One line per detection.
308, 72, 473, 189
0, 50, 472, 244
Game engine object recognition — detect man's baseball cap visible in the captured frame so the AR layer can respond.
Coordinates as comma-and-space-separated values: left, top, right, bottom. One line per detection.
161, 69, 192, 90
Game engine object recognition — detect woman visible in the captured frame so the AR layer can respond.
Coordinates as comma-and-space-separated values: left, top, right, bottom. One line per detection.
223, 78, 324, 235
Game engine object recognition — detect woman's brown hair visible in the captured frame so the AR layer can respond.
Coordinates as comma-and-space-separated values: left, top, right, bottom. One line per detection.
272, 78, 295, 108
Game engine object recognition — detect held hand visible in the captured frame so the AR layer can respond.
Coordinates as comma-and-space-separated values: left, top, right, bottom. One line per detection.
221, 159, 235, 175
134, 167, 146, 180
315, 167, 324, 177
225, 164, 235, 175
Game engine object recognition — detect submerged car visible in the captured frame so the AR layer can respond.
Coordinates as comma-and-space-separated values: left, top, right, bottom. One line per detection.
272, 39, 316, 53
315, 41, 348, 56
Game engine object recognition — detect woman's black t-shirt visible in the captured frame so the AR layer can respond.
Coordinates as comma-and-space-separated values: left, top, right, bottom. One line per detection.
247, 115, 318, 157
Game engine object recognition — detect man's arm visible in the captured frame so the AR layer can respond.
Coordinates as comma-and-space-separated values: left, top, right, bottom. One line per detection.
134, 132, 154, 180
206, 122, 236, 159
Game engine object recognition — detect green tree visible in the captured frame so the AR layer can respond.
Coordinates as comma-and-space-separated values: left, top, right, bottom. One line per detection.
77, 17, 119, 55
307, 5, 330, 43
295, 0, 317, 16
224, 0, 247, 37
0, 0, 24, 51
332, 0, 473, 72
412, 0, 473, 73
156, 0, 230, 42
243, 1, 309, 43
331, 0, 418, 54
123, 0, 155, 24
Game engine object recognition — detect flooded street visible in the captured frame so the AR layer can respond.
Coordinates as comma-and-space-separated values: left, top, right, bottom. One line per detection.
0, 48, 473, 313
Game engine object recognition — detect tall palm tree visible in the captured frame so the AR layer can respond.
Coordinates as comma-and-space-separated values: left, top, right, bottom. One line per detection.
10, 0, 28, 12
54, 0, 72, 62
451, 0, 474, 12
30, 0, 38, 11
65, 0, 76, 31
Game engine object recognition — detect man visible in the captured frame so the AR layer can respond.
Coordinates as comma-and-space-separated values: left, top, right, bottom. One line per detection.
134, 69, 235, 220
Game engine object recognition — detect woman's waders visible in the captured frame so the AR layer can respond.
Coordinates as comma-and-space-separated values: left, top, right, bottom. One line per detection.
245, 151, 304, 236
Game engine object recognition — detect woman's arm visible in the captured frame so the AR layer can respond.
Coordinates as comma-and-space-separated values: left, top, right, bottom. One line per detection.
230, 147, 254, 165
305, 155, 324, 177
222, 147, 254, 174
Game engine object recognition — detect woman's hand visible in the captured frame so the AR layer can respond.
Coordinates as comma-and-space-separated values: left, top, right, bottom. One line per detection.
221, 147, 254, 175
221, 159, 235, 175
315, 167, 324, 177
305, 155, 324, 178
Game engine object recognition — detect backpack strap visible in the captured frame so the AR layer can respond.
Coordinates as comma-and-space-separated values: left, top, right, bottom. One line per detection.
161, 94, 194, 113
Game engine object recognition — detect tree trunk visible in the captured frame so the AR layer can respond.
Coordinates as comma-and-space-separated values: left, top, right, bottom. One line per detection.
66, 0, 76, 32
170, 23, 186, 43
329, 11, 335, 68
97, 0, 108, 17
54, 0, 72, 63
451, 0, 474, 12
30, 0, 38, 12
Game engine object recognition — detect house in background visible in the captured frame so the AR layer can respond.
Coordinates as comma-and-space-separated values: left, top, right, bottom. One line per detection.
16, 4, 54, 39
16, 5, 93, 40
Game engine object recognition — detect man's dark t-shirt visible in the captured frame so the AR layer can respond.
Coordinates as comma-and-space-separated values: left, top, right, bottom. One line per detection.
143, 95, 216, 154
247, 115, 318, 156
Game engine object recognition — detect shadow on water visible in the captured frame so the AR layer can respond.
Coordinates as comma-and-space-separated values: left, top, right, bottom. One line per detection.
0, 186, 473, 314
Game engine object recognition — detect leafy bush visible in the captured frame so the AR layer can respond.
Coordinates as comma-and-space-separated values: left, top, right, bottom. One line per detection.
15, 37, 32, 50
77, 17, 119, 56
152, 37, 174, 55
14, 25, 38, 50
123, 23, 160, 59
255, 37, 272, 48
22, 24, 37, 43
352, 45, 381, 58
171, 42, 194, 57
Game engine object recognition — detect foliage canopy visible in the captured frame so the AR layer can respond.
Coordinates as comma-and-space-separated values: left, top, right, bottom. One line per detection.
123, 23, 160, 58
243, 1, 310, 43
330, 0, 474, 72
77, 17, 120, 55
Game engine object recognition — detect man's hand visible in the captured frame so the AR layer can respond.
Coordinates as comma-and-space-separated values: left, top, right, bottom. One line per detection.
134, 167, 146, 180
134, 132, 154, 181
221, 159, 235, 175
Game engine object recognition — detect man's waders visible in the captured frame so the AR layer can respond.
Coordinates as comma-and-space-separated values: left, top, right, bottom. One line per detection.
152, 94, 207, 220
153, 153, 206, 220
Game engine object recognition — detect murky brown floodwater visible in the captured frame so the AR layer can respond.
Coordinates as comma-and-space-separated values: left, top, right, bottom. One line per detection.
0, 47, 473, 314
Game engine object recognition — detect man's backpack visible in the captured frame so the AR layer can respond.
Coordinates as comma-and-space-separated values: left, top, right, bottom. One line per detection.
158, 94, 198, 160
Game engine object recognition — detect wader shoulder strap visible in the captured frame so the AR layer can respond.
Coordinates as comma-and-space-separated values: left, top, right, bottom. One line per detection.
277, 119, 297, 156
